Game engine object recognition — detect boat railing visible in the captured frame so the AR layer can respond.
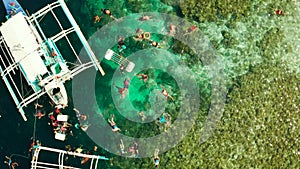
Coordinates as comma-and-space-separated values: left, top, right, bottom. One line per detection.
50, 27, 75, 43
28, 1, 61, 22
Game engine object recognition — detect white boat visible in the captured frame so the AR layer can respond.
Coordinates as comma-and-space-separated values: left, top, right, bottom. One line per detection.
0, 0, 105, 121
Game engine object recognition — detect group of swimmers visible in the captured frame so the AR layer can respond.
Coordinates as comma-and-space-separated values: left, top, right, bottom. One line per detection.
48, 107, 73, 137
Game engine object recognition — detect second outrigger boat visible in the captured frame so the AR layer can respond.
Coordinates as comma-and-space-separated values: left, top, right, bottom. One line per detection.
0, 0, 105, 120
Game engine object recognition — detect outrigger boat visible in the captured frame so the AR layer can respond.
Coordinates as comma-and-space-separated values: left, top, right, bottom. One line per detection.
0, 0, 105, 121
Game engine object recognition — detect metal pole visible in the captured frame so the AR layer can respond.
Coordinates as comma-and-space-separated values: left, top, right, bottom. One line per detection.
57, 0, 105, 76
0, 63, 27, 121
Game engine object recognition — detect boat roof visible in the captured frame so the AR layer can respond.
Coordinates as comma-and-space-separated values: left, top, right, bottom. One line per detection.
3, 0, 26, 16
0, 13, 48, 83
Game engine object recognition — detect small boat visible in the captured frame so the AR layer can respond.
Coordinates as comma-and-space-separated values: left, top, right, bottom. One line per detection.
3, 0, 26, 19
0, 0, 105, 121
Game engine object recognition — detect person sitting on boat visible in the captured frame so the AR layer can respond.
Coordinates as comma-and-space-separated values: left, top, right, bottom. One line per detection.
120, 139, 127, 155
135, 73, 148, 83
160, 85, 174, 101
108, 114, 120, 132
94, 15, 103, 23
153, 149, 160, 167
4, 156, 19, 169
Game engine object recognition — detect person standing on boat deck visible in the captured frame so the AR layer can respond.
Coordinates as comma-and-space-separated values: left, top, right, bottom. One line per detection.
108, 114, 120, 132
153, 149, 160, 167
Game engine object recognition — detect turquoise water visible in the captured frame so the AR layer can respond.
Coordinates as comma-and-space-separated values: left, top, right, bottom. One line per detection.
1, 0, 300, 168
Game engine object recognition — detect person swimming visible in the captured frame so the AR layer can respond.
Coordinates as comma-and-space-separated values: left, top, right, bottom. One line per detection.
108, 115, 120, 132
123, 77, 130, 89
119, 139, 127, 155
161, 85, 174, 101
135, 73, 148, 82
138, 15, 152, 21
102, 9, 112, 16
94, 15, 103, 23
4, 156, 19, 169
153, 149, 160, 167
149, 40, 159, 47
184, 25, 197, 35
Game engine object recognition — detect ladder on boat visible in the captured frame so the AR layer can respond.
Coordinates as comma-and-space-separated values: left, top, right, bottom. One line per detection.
104, 49, 135, 72
31, 146, 109, 169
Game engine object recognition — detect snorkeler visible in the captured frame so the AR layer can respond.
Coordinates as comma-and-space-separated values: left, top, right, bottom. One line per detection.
108, 114, 121, 132
153, 149, 160, 167
120, 139, 127, 155
160, 85, 174, 101
123, 77, 130, 89
115, 86, 126, 99
169, 25, 176, 36
102, 8, 112, 16
184, 25, 197, 35
101, 8, 117, 20
274, 9, 288, 16
94, 15, 103, 23
137, 15, 152, 21
149, 40, 159, 48
138, 111, 146, 121
118, 36, 126, 52
34, 110, 46, 119
4, 156, 19, 169
135, 73, 148, 82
